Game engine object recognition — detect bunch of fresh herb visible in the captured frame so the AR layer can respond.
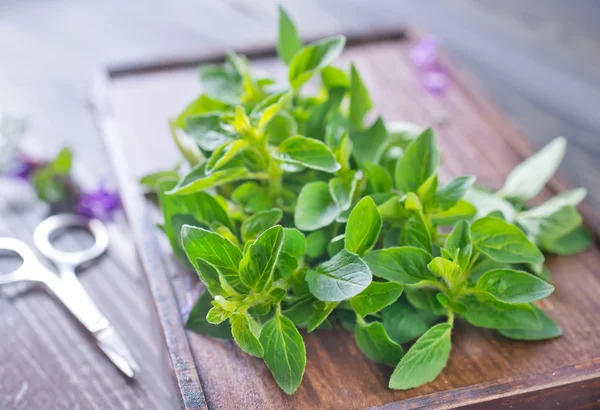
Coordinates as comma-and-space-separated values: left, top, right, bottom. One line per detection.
143, 7, 591, 394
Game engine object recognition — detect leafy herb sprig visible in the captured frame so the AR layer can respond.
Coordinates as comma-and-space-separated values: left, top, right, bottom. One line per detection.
142, 7, 591, 394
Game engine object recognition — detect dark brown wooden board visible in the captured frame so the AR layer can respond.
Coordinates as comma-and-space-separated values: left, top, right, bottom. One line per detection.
92, 31, 600, 409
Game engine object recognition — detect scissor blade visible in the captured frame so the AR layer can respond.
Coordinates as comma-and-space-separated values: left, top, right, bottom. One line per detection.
95, 326, 139, 378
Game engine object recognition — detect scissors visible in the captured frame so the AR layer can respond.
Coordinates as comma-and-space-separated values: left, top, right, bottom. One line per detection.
0, 214, 139, 378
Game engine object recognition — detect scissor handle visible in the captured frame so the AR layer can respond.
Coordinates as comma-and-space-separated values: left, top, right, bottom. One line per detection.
0, 237, 45, 284
34, 214, 109, 268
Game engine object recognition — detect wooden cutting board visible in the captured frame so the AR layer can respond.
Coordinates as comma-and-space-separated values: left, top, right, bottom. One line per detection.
92, 30, 600, 409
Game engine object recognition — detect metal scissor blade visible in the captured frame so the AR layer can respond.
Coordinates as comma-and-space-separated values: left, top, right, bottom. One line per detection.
95, 326, 139, 378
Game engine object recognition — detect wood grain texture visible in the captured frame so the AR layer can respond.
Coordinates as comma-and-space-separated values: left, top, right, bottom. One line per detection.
0, 182, 177, 410
101, 34, 600, 409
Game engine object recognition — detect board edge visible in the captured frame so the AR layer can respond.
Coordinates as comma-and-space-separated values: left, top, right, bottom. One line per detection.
89, 71, 209, 410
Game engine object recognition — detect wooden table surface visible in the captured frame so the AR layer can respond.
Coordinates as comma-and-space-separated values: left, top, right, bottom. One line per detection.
0, 1, 598, 409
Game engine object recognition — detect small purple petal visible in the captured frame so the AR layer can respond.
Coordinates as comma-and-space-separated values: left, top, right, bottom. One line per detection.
75, 186, 120, 220
5, 154, 44, 180
410, 36, 451, 95
419, 68, 451, 95
409, 37, 440, 69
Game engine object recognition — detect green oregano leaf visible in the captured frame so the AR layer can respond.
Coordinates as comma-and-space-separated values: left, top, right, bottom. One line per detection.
470, 216, 544, 264
186, 290, 232, 339
185, 113, 234, 151
306, 87, 346, 139
288, 36, 346, 90
282, 296, 315, 328
205, 139, 249, 174
241, 208, 283, 242
232, 181, 271, 212
307, 301, 338, 332
363, 247, 434, 285
464, 188, 515, 221
282, 228, 306, 258
364, 162, 393, 193
350, 282, 404, 317
405, 288, 446, 316
416, 174, 438, 206
435, 176, 475, 210
321, 65, 350, 89
230, 313, 264, 358
199, 61, 243, 105
207, 306, 231, 324
345, 196, 382, 256
329, 174, 357, 211
277, 6, 302, 65
499, 305, 562, 340
543, 226, 593, 256
140, 167, 180, 190
387, 121, 424, 148
444, 220, 472, 271
427, 257, 462, 290
401, 213, 432, 253
382, 299, 440, 345
518, 205, 582, 250
349, 63, 373, 128
436, 293, 467, 314
355, 319, 404, 365
274, 135, 341, 172
327, 234, 345, 257
349, 117, 388, 165
175, 94, 228, 129
295, 181, 340, 231
518, 188, 586, 219
266, 110, 298, 145
259, 312, 306, 395
239, 225, 284, 292
462, 297, 541, 330
389, 323, 452, 390
306, 250, 372, 302
377, 194, 408, 223
475, 269, 554, 304
431, 199, 476, 225
394, 128, 439, 193
305, 229, 330, 258
167, 163, 250, 195
181, 225, 248, 294
498, 137, 566, 200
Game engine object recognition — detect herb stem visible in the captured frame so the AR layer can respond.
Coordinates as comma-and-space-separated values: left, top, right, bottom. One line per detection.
457, 287, 482, 299
464, 251, 481, 276
355, 313, 367, 325
408, 279, 448, 293
447, 309, 455, 327
256, 137, 283, 201
268, 162, 283, 200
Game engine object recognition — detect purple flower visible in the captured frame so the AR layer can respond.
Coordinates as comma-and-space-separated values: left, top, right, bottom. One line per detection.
75, 186, 120, 220
410, 37, 451, 95
418, 67, 451, 95
5, 153, 44, 180
409, 37, 440, 69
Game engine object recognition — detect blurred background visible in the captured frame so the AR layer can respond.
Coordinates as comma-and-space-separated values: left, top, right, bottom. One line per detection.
1, 0, 598, 208
0, 1, 598, 408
